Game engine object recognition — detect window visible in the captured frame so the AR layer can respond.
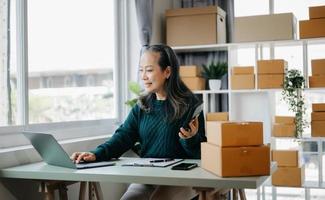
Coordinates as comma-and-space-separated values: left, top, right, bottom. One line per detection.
27, 0, 116, 123
234, 0, 269, 17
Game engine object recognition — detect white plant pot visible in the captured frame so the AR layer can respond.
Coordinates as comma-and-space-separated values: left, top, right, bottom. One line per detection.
209, 79, 221, 90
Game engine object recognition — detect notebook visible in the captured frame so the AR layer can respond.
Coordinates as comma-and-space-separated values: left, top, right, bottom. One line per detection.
122, 158, 183, 167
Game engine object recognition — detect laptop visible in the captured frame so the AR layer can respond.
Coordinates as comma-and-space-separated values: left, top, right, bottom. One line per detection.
23, 132, 116, 169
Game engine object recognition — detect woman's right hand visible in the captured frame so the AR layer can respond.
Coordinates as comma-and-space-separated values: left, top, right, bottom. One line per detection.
70, 152, 96, 163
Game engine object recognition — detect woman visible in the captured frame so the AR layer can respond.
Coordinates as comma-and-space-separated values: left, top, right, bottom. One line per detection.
71, 44, 206, 199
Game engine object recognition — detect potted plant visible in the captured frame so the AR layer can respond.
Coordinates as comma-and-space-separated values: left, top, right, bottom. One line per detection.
202, 62, 227, 90
125, 81, 142, 108
281, 69, 308, 138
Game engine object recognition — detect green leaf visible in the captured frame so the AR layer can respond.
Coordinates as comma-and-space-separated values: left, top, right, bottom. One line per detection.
128, 81, 141, 96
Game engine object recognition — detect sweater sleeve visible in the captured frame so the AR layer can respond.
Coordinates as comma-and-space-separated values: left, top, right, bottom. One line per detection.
90, 105, 140, 161
179, 111, 206, 159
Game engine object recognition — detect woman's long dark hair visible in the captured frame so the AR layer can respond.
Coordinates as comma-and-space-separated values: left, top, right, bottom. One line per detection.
138, 44, 199, 122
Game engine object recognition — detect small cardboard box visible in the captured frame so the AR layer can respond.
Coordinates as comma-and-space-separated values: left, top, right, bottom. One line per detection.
309, 75, 325, 88
272, 166, 305, 187
312, 103, 325, 112
231, 75, 255, 90
201, 143, 270, 177
206, 121, 263, 147
179, 65, 201, 77
275, 116, 295, 124
311, 121, 325, 137
311, 112, 325, 121
232, 66, 254, 75
311, 59, 325, 75
257, 74, 284, 89
166, 6, 226, 46
181, 77, 206, 90
206, 112, 229, 121
272, 150, 300, 167
257, 60, 288, 74
234, 13, 297, 42
273, 123, 296, 137
309, 6, 325, 19
300, 18, 325, 39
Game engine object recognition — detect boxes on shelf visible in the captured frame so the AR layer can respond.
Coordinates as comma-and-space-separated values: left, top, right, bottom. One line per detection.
311, 121, 325, 137
257, 60, 288, 74
299, 18, 325, 39
179, 65, 202, 77
272, 150, 300, 167
311, 59, 325, 75
234, 13, 297, 42
311, 112, 325, 121
272, 165, 305, 187
181, 77, 206, 90
309, 75, 325, 88
201, 142, 270, 177
309, 5, 325, 19
231, 74, 255, 90
275, 116, 295, 124
272, 123, 296, 137
166, 6, 226, 46
232, 66, 254, 75
312, 103, 325, 112
311, 103, 325, 137
257, 74, 284, 89
206, 121, 263, 146
206, 112, 229, 121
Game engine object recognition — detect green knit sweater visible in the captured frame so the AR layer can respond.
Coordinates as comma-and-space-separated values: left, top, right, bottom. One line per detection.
91, 98, 206, 161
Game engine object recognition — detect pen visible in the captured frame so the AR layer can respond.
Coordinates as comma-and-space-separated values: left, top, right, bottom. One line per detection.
149, 158, 174, 163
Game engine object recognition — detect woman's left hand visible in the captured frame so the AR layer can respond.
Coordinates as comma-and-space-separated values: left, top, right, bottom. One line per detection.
179, 117, 199, 139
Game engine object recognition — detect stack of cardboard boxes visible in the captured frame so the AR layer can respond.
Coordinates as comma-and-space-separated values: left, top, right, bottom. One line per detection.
179, 65, 206, 91
309, 59, 325, 88
231, 66, 255, 90
272, 150, 304, 187
311, 103, 325, 137
272, 116, 296, 137
257, 59, 288, 89
206, 112, 229, 121
201, 121, 270, 177
300, 6, 325, 39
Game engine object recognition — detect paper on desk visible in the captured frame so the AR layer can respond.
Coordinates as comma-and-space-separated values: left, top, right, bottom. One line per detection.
122, 158, 183, 167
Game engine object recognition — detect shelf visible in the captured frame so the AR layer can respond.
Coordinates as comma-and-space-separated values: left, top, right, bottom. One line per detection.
272, 137, 325, 142
193, 90, 229, 94
263, 179, 325, 189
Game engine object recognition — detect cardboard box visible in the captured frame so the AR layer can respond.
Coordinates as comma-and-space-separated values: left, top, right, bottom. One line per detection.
309, 75, 325, 88
234, 13, 297, 42
272, 166, 305, 187
231, 75, 255, 90
312, 103, 325, 112
201, 143, 270, 177
166, 6, 226, 46
272, 150, 299, 167
206, 112, 229, 121
257, 60, 288, 74
311, 112, 325, 121
232, 66, 254, 75
257, 74, 284, 89
309, 6, 325, 19
275, 116, 295, 124
206, 121, 263, 147
179, 65, 201, 77
273, 123, 296, 137
311, 59, 325, 75
181, 77, 206, 90
311, 121, 325, 137
300, 18, 325, 39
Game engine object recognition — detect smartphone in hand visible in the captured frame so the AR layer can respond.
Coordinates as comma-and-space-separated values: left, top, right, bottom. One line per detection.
182, 102, 203, 131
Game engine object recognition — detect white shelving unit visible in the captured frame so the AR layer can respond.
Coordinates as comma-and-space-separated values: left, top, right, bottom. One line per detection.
173, 37, 325, 200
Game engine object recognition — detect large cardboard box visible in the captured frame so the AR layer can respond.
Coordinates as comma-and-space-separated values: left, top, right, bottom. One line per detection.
272, 166, 305, 187
257, 60, 288, 74
206, 121, 263, 147
206, 112, 229, 121
231, 75, 255, 90
311, 59, 325, 75
309, 6, 325, 19
311, 112, 325, 121
234, 13, 297, 42
166, 6, 226, 46
311, 121, 325, 137
309, 75, 325, 88
181, 77, 206, 90
312, 103, 325, 112
232, 66, 254, 75
272, 150, 299, 167
300, 18, 325, 39
201, 143, 270, 177
257, 74, 284, 89
179, 65, 201, 77
273, 123, 296, 137
275, 116, 295, 124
